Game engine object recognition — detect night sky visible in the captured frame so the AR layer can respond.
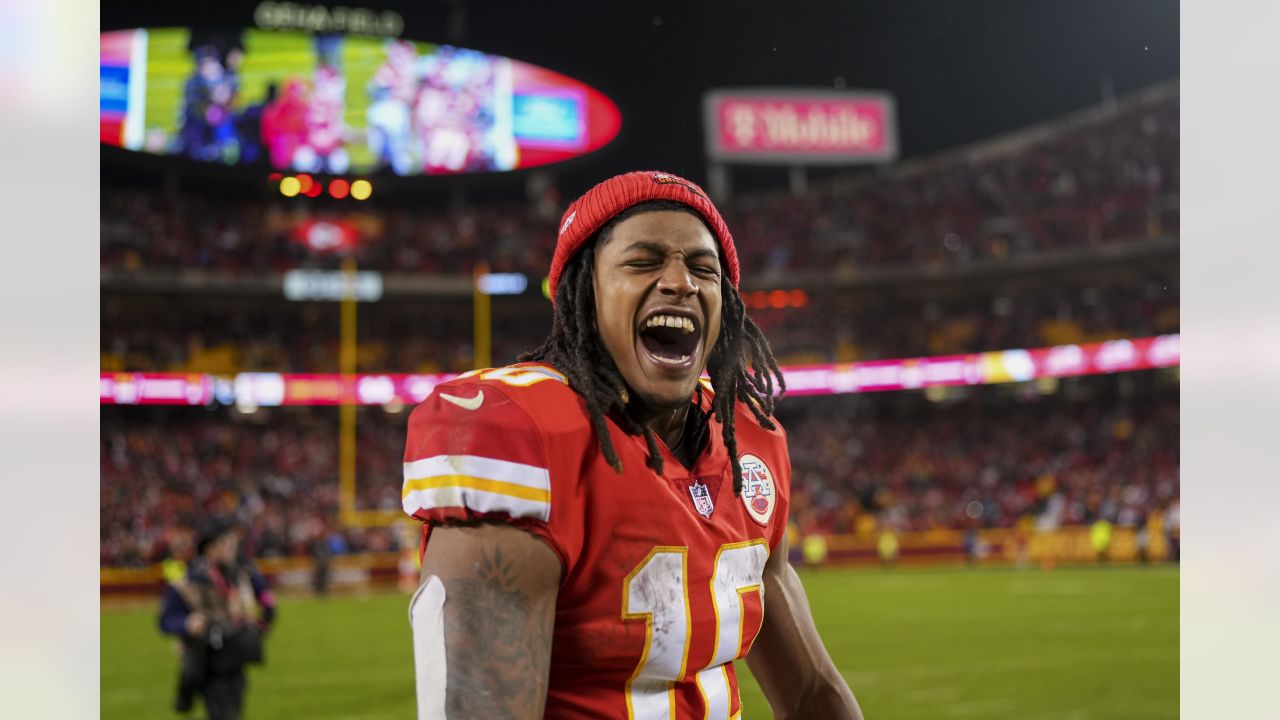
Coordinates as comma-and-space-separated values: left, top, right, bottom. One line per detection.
102, 0, 1179, 199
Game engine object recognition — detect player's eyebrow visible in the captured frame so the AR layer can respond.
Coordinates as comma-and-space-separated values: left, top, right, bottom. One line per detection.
621, 240, 720, 264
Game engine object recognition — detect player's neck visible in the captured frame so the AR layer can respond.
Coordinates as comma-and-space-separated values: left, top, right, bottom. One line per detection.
647, 405, 688, 453
624, 396, 700, 468
645, 405, 704, 470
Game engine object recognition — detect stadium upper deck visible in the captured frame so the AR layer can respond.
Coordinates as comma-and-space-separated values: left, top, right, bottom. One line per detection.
101, 89, 1176, 278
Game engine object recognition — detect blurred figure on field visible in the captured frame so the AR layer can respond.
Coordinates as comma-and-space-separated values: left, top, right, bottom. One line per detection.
178, 47, 239, 162
877, 525, 900, 568
1135, 513, 1151, 564
802, 533, 829, 567
161, 531, 196, 586
1013, 516, 1033, 569
235, 83, 276, 165
1090, 517, 1113, 564
159, 518, 276, 720
963, 525, 979, 566
367, 39, 419, 175
261, 78, 310, 170
311, 532, 332, 597
296, 63, 350, 174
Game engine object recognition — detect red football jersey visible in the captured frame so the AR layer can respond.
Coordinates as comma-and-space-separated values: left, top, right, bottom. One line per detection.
402, 362, 791, 719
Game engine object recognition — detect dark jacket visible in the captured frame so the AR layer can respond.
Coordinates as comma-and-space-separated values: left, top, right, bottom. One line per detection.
159, 557, 276, 676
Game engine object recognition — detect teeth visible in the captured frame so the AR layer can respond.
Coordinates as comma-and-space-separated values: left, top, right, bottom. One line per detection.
645, 315, 696, 334
650, 352, 692, 366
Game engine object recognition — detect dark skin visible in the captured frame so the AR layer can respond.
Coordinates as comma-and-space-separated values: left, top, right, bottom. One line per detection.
419, 210, 862, 718
748, 534, 864, 719
421, 523, 560, 720
591, 210, 723, 454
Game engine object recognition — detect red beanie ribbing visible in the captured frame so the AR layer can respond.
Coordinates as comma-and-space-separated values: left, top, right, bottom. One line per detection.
547, 170, 739, 303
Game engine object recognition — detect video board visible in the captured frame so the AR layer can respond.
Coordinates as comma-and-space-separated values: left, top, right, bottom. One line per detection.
100, 28, 621, 175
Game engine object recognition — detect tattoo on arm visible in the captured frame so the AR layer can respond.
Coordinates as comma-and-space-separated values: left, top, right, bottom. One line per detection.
443, 545, 555, 719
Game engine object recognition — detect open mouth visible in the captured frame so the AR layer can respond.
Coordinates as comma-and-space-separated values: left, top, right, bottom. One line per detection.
638, 312, 701, 368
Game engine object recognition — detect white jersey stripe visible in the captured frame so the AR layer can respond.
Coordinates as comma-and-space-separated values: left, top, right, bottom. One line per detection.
403, 454, 550, 492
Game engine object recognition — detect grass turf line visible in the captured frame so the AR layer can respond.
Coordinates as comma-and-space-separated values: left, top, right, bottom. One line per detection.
102, 565, 1177, 719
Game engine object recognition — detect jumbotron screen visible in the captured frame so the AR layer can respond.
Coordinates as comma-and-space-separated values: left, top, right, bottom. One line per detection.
100, 28, 622, 175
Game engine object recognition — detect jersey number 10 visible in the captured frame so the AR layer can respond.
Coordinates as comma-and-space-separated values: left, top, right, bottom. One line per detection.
622, 540, 769, 720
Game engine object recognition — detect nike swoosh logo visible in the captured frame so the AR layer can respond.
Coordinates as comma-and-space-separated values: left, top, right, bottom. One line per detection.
439, 390, 484, 411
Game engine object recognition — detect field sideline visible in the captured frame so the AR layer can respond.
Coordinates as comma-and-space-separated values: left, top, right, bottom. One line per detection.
102, 564, 1178, 719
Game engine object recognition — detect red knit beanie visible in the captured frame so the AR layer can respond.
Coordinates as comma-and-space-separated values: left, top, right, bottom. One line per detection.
547, 170, 739, 303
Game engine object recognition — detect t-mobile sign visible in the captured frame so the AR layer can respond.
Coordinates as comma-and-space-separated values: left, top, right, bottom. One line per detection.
704, 90, 898, 163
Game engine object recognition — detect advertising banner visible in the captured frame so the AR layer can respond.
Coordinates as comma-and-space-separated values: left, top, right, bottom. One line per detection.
704, 89, 897, 163
101, 336, 1179, 406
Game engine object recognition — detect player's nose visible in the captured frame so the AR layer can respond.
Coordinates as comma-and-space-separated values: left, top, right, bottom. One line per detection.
655, 258, 698, 298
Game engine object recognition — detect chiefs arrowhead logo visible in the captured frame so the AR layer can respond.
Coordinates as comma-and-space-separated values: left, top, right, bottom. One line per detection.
559, 210, 578, 236
651, 172, 707, 198
738, 453, 776, 526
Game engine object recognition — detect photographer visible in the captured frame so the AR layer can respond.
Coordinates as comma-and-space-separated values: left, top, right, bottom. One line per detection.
159, 518, 276, 719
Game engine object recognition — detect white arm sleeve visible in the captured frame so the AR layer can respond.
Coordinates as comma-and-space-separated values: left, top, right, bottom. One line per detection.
409, 575, 447, 720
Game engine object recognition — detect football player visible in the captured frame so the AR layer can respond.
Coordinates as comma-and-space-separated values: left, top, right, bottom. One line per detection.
403, 170, 863, 719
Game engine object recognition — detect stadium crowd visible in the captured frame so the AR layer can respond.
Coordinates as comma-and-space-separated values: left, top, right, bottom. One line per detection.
102, 269, 1177, 374
781, 383, 1179, 537
750, 273, 1177, 365
101, 92, 1176, 276
99, 88, 1179, 570
100, 408, 406, 567
100, 377, 1178, 567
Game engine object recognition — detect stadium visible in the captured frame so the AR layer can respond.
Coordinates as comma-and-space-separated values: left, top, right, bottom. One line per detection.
100, 2, 1179, 718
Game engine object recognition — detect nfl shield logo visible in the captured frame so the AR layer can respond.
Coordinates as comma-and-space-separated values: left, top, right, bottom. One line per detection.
689, 481, 715, 518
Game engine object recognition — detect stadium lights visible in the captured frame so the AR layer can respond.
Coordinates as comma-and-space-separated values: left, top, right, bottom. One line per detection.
279, 175, 365, 200
476, 272, 528, 295
745, 288, 809, 310
98, 333, 1183, 407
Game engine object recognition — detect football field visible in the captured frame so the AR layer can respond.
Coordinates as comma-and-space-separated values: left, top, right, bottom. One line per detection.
101, 564, 1178, 719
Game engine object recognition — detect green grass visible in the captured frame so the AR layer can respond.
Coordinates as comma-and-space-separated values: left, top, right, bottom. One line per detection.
102, 565, 1178, 719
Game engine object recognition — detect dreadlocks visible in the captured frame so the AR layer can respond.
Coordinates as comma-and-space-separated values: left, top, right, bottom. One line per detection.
520, 201, 785, 495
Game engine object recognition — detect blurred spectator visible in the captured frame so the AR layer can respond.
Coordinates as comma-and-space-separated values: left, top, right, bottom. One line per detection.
102, 91, 1177, 275
158, 517, 274, 718
100, 407, 405, 567
778, 376, 1179, 539
102, 374, 1177, 567
101, 270, 1177, 374
101, 89, 1179, 568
